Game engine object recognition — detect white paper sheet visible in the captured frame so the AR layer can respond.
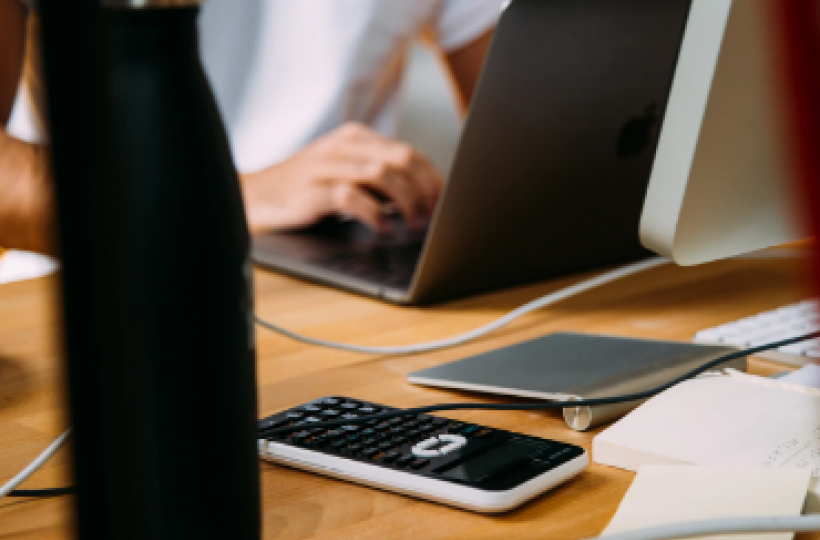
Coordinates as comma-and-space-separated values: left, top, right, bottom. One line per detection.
0, 250, 58, 285
602, 466, 812, 540
782, 364, 820, 390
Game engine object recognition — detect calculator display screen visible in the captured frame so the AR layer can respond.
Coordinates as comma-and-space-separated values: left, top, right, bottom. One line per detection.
438, 439, 543, 482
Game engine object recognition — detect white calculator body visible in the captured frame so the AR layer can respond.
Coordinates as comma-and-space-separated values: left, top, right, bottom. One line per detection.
258, 397, 588, 513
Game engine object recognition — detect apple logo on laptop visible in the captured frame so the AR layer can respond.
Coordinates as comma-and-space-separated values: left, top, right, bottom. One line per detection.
617, 103, 658, 158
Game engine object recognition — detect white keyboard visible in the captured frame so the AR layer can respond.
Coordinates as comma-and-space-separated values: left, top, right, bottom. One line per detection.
694, 299, 820, 367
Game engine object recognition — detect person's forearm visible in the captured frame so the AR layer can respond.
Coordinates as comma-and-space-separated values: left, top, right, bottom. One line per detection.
0, 129, 53, 254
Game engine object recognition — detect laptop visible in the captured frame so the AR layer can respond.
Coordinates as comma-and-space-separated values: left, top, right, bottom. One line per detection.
252, 0, 693, 305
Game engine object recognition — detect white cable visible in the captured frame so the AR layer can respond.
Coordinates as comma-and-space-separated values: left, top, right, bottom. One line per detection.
0, 429, 71, 500
592, 516, 820, 540
255, 256, 669, 355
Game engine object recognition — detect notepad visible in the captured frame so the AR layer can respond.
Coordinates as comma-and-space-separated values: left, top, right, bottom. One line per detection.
593, 374, 820, 512
602, 466, 812, 540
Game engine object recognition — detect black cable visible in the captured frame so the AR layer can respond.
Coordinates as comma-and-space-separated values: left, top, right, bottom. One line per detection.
13, 331, 818, 499
259, 331, 820, 438
8, 487, 75, 497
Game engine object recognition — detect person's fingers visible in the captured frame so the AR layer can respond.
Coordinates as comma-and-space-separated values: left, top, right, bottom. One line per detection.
353, 131, 442, 218
322, 123, 442, 225
330, 183, 385, 232
327, 160, 423, 226
405, 151, 444, 216
339, 144, 433, 225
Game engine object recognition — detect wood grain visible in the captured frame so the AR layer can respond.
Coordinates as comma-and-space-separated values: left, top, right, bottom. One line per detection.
0, 256, 817, 539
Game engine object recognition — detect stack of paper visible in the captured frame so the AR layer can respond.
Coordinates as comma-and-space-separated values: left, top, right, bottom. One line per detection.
603, 466, 812, 540
593, 374, 820, 511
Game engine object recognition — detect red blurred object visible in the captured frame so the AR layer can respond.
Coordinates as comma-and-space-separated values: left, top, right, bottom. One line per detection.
776, 0, 820, 281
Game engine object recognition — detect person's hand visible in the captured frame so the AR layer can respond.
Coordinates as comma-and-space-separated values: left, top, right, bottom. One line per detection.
240, 123, 444, 234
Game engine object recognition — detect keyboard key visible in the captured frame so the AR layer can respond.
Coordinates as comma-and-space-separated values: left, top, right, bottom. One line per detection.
285, 412, 305, 421
382, 451, 401, 463
694, 299, 820, 366
340, 402, 360, 410
409, 459, 430, 470
362, 448, 380, 458
258, 418, 289, 431
358, 406, 381, 415
320, 409, 341, 418
396, 455, 415, 467
301, 405, 323, 413
320, 398, 341, 406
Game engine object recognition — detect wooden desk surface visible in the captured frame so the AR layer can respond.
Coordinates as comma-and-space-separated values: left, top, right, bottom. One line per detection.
0, 255, 816, 540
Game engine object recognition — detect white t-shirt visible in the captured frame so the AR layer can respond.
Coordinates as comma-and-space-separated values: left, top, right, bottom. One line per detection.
198, 0, 503, 173
11, 0, 503, 174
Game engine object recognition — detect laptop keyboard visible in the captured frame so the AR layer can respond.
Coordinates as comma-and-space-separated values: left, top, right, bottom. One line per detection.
313, 242, 422, 289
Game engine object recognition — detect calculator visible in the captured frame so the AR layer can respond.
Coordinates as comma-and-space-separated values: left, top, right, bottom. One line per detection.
257, 397, 588, 513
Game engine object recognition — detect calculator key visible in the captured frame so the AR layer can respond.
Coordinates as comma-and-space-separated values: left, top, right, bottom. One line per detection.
362, 448, 380, 458
290, 431, 311, 443
308, 437, 329, 447
409, 459, 431, 470
396, 455, 415, 467
258, 418, 288, 431
382, 451, 401, 463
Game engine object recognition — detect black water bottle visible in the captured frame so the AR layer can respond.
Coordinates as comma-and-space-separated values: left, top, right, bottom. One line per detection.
38, 0, 260, 539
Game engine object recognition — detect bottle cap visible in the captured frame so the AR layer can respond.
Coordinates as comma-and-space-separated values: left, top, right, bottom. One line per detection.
101, 0, 202, 8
